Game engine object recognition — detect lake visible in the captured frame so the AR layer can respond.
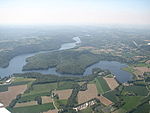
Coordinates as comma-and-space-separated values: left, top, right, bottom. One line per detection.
0, 37, 81, 78
0, 37, 133, 83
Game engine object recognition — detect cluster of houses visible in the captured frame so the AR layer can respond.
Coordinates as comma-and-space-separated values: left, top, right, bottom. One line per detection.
73, 99, 97, 111
0, 77, 13, 85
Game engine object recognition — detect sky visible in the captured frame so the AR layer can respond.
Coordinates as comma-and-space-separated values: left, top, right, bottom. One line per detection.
0, 0, 150, 25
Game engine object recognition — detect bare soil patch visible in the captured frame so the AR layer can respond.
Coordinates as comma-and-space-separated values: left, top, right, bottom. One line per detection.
43, 109, 57, 113
53, 89, 72, 100
42, 96, 53, 104
91, 49, 114, 54
78, 84, 98, 104
103, 77, 119, 90
0, 85, 27, 107
134, 67, 150, 75
98, 95, 113, 106
76, 46, 95, 51
15, 101, 37, 107
78, 84, 113, 106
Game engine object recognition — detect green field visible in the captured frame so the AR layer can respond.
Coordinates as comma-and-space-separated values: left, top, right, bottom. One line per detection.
103, 90, 119, 103
131, 102, 150, 113
122, 66, 135, 73
123, 85, 148, 96
18, 83, 57, 102
24, 83, 57, 96
121, 96, 143, 111
95, 77, 110, 94
57, 81, 78, 90
55, 99, 67, 109
133, 63, 150, 68
8, 103, 54, 113
18, 92, 51, 103
19, 81, 76, 102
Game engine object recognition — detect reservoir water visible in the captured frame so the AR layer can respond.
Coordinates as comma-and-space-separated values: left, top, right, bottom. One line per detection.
0, 37, 133, 83
0, 37, 81, 78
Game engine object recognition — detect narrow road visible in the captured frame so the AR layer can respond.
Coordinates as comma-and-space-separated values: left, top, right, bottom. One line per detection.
52, 98, 59, 112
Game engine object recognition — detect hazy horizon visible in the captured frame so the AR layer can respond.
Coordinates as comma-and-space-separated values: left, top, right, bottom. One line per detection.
0, 0, 150, 25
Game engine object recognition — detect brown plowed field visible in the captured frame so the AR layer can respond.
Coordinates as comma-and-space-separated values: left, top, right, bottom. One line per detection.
42, 96, 53, 104
78, 84, 98, 104
15, 101, 37, 107
53, 89, 72, 100
134, 67, 150, 75
78, 84, 113, 106
43, 109, 58, 113
98, 95, 113, 106
103, 77, 119, 90
0, 85, 27, 107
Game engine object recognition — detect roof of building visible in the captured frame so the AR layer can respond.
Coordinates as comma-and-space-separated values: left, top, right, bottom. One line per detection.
0, 107, 11, 113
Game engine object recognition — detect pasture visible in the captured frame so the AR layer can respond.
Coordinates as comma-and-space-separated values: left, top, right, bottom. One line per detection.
123, 85, 148, 96
121, 96, 143, 112
9, 103, 54, 113
103, 90, 120, 103
95, 77, 110, 94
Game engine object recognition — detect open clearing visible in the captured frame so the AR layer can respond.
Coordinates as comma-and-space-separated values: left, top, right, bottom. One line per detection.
15, 101, 37, 107
78, 84, 98, 104
42, 96, 53, 104
0, 85, 27, 107
53, 89, 72, 100
103, 77, 119, 90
